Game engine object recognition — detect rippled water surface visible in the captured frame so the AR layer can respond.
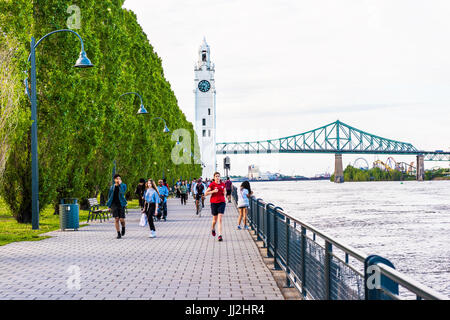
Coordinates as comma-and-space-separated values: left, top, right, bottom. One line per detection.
248, 180, 450, 296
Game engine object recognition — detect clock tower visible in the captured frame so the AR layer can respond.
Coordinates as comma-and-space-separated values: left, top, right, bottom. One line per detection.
194, 37, 217, 179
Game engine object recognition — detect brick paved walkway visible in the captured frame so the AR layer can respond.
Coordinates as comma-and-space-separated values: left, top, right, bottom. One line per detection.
0, 198, 283, 300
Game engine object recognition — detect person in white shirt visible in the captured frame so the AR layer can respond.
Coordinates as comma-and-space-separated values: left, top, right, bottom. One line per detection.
237, 180, 253, 230
192, 179, 197, 200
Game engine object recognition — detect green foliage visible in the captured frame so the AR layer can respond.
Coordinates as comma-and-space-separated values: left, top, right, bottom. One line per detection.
0, 0, 201, 223
330, 165, 412, 182
425, 168, 450, 180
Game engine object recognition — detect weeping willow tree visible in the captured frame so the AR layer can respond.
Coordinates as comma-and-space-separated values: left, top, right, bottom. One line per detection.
0, 0, 201, 223
0, 33, 20, 179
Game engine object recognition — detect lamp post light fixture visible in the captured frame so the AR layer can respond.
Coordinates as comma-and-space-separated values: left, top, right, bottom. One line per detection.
149, 116, 170, 133
118, 92, 148, 115
26, 29, 93, 230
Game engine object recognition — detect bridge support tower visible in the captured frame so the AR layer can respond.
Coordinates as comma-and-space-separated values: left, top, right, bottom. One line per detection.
416, 154, 425, 181
334, 153, 344, 183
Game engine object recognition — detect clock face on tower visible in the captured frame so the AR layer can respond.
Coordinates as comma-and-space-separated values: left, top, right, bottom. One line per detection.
198, 80, 211, 92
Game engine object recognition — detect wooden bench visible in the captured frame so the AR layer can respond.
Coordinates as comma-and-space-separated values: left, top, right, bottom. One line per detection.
86, 198, 110, 223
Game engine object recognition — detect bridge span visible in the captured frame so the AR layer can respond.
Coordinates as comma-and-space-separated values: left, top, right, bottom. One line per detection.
216, 120, 450, 182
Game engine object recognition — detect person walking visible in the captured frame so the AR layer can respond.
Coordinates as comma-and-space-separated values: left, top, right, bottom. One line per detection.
201, 179, 207, 208
237, 180, 253, 230
174, 180, 180, 198
157, 179, 169, 221
144, 179, 160, 238
225, 177, 232, 203
180, 180, 188, 205
135, 178, 146, 210
107, 174, 128, 239
195, 178, 206, 214
176, 179, 182, 198
191, 178, 197, 198
144, 178, 157, 221
205, 172, 227, 242
185, 180, 190, 201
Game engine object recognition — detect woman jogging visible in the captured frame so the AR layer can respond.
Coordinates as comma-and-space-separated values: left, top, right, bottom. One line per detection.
205, 172, 227, 242
144, 179, 160, 238
237, 180, 253, 230
180, 180, 188, 205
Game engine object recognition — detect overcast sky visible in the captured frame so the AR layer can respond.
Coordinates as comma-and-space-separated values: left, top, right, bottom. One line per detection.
123, 0, 450, 176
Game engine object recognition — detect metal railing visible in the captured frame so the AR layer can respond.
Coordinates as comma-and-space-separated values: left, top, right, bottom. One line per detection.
231, 186, 447, 300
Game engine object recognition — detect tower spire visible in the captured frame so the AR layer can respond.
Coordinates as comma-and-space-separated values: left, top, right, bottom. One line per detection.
197, 37, 212, 70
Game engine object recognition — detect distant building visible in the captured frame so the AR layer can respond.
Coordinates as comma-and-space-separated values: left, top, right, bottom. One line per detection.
248, 165, 260, 179
259, 171, 277, 180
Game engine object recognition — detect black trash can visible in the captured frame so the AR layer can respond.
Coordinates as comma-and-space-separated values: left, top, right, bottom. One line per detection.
59, 198, 79, 231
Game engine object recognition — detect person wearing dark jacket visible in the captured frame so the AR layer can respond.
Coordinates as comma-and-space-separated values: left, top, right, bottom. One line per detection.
135, 178, 146, 210
107, 174, 128, 239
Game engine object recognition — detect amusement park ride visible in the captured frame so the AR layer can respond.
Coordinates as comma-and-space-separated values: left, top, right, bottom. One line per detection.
354, 157, 417, 175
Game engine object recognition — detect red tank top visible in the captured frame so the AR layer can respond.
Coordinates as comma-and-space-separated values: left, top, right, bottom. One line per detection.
209, 181, 226, 203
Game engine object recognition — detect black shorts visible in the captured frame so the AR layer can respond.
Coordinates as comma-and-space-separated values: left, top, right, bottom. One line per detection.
111, 204, 125, 219
195, 194, 204, 201
226, 189, 232, 196
211, 202, 226, 216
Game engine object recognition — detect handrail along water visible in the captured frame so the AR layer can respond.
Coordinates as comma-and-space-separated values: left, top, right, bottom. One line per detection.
231, 185, 447, 300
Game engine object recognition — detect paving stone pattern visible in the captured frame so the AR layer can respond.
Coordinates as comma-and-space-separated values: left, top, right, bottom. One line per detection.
0, 198, 283, 300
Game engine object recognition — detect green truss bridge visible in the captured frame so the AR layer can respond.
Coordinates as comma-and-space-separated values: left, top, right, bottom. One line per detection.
215, 120, 449, 182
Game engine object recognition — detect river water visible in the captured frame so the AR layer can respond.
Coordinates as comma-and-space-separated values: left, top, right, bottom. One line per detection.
247, 180, 450, 297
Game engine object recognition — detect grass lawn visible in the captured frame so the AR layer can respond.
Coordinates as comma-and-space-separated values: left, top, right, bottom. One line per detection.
0, 197, 140, 247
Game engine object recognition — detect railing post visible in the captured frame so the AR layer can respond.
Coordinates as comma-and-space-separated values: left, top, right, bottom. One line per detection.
265, 204, 275, 254
249, 197, 254, 230
267, 208, 273, 258
324, 241, 332, 300
273, 208, 281, 270
301, 226, 307, 298
285, 217, 293, 288
364, 255, 399, 300
261, 203, 267, 248
256, 199, 262, 241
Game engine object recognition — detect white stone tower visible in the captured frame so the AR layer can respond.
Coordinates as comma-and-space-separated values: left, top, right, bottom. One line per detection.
194, 37, 217, 179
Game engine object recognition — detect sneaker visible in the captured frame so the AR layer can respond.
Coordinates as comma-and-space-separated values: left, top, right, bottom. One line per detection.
244, 225, 249, 230
212, 229, 216, 237
218, 235, 223, 242
149, 231, 156, 238
237, 225, 242, 230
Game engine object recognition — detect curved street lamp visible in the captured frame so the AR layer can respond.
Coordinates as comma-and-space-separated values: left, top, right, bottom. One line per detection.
26, 29, 93, 230
118, 92, 148, 115
150, 117, 170, 133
